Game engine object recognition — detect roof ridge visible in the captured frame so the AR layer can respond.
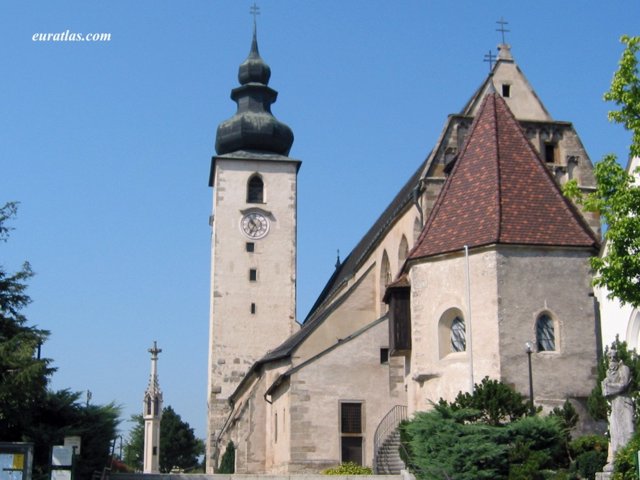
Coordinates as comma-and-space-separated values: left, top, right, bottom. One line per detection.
406, 93, 491, 263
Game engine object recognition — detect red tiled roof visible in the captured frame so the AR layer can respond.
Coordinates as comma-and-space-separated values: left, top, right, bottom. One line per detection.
408, 92, 598, 261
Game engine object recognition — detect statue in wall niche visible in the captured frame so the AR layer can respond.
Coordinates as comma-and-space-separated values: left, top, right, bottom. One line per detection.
602, 346, 635, 472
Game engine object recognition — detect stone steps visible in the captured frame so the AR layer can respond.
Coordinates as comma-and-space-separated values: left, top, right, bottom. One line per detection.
375, 430, 405, 475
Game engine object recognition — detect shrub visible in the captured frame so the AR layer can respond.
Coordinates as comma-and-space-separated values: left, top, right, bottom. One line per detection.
569, 434, 608, 457
613, 431, 640, 479
444, 376, 529, 426
217, 441, 235, 474
574, 450, 607, 479
321, 462, 373, 475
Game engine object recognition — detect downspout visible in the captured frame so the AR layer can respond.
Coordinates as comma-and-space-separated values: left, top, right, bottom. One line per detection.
464, 245, 474, 392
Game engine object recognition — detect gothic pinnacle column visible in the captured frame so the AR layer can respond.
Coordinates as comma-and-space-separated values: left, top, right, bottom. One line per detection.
143, 341, 163, 473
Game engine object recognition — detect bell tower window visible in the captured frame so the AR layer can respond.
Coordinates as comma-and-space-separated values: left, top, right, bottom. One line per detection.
544, 143, 557, 164
247, 175, 264, 203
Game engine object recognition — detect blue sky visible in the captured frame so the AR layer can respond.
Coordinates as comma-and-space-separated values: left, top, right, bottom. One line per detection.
1, 1, 638, 442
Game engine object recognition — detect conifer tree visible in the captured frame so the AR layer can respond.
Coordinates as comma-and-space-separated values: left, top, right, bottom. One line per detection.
0, 202, 54, 439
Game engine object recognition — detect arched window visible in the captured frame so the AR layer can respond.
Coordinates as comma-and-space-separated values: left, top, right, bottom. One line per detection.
413, 217, 422, 244
451, 317, 466, 352
536, 314, 555, 351
247, 175, 264, 203
380, 250, 391, 312
438, 308, 465, 358
398, 235, 409, 265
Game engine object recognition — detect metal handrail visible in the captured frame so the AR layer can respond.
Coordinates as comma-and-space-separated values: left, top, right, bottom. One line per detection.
372, 404, 407, 474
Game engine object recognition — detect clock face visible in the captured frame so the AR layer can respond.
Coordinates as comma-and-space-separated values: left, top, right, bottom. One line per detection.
241, 212, 269, 239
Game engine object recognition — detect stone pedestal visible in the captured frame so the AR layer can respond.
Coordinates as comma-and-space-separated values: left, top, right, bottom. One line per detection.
595, 472, 612, 480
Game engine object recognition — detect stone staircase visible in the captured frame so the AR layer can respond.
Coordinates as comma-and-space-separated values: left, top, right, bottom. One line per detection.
374, 429, 405, 475
373, 405, 407, 475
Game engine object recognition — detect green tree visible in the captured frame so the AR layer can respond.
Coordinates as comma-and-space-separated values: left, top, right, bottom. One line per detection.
124, 406, 204, 473
441, 376, 529, 426
217, 441, 235, 474
400, 404, 567, 480
0, 202, 54, 439
0, 203, 121, 480
123, 414, 144, 470
564, 35, 640, 307
159, 406, 204, 472
399, 379, 593, 479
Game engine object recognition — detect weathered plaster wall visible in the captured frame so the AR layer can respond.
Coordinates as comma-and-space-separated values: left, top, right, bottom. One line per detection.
283, 320, 404, 472
496, 246, 599, 409
408, 249, 500, 414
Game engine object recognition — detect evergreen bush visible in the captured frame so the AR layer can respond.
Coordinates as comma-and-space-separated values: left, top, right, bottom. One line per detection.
321, 462, 373, 475
218, 441, 235, 474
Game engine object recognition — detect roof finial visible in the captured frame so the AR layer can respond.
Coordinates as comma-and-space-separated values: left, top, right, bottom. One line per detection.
335, 249, 341, 269
148, 340, 162, 360
496, 17, 510, 45
250, 2, 260, 30
483, 50, 496, 71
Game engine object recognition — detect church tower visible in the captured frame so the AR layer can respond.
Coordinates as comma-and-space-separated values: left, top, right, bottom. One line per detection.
143, 341, 163, 474
206, 23, 300, 472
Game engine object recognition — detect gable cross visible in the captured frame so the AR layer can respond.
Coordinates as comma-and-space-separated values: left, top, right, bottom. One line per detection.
483, 50, 496, 70
496, 17, 510, 44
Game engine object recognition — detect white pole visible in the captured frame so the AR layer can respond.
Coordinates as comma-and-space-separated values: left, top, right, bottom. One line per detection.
464, 245, 474, 392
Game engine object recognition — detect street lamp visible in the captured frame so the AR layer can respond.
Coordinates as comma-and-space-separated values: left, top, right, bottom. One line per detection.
525, 342, 534, 415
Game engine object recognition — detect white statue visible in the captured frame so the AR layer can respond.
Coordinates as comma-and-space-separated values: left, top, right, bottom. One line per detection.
602, 346, 635, 472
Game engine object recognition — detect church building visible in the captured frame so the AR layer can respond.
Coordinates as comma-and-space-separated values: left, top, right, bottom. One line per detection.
206, 26, 602, 474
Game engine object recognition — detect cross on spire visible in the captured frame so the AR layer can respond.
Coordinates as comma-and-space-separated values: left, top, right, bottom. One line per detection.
148, 341, 162, 360
483, 50, 496, 70
250, 2, 260, 26
496, 17, 510, 45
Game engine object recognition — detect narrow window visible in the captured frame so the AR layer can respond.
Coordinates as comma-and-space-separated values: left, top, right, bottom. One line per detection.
536, 314, 556, 351
146, 396, 151, 415
380, 348, 389, 364
451, 317, 466, 352
501, 84, 511, 97
380, 250, 391, 312
274, 412, 278, 443
340, 402, 363, 465
544, 144, 556, 163
249, 269, 257, 281
398, 235, 409, 265
250, 303, 256, 314
246, 242, 255, 252
247, 175, 264, 203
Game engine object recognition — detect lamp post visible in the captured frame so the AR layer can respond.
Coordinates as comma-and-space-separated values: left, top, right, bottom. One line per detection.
525, 342, 534, 415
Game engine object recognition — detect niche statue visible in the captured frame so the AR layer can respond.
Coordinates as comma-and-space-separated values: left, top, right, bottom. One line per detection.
602, 346, 635, 472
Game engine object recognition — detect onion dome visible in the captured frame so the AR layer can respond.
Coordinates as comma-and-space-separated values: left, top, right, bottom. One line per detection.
215, 28, 294, 156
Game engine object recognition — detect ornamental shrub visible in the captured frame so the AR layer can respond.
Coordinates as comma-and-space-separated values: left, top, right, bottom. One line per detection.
321, 462, 373, 475
218, 441, 235, 474
613, 431, 640, 480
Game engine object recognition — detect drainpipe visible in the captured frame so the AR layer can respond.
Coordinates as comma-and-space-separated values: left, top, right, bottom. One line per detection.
464, 245, 474, 392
